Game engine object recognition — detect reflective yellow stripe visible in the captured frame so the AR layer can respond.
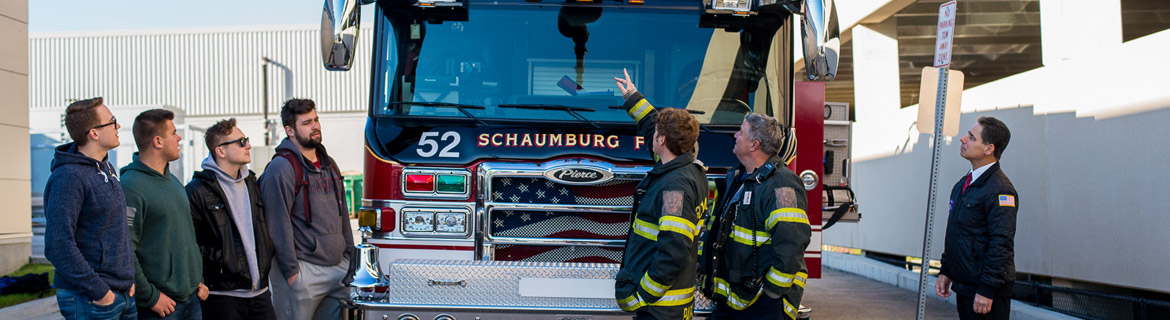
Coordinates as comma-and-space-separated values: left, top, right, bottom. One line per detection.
640, 272, 669, 297
766, 208, 809, 230
651, 288, 694, 306
765, 269, 808, 289
617, 294, 645, 311
659, 216, 697, 241
618, 289, 694, 310
731, 225, 771, 246
712, 277, 762, 310
633, 218, 659, 241
766, 267, 795, 288
629, 99, 654, 122
783, 298, 797, 319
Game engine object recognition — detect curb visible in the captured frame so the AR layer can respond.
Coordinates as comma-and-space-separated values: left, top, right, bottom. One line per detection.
821, 251, 1077, 320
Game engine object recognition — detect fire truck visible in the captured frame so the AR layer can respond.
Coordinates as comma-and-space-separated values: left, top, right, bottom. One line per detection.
320, 0, 846, 319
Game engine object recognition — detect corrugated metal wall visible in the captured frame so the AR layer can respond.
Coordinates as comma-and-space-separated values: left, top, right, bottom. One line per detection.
30, 25, 374, 116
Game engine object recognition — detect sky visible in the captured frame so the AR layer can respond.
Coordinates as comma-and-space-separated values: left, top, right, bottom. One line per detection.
29, 0, 372, 33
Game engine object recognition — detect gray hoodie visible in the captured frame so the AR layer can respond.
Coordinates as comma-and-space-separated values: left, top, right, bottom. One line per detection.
201, 156, 266, 297
259, 138, 353, 280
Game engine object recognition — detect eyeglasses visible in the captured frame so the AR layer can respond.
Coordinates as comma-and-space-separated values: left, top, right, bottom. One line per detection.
92, 117, 117, 130
217, 137, 250, 148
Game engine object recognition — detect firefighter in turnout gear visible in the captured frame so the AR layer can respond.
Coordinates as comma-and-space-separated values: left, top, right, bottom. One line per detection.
613, 70, 708, 320
698, 113, 811, 320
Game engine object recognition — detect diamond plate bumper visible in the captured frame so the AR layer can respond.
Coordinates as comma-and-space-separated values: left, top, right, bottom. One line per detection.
348, 259, 715, 319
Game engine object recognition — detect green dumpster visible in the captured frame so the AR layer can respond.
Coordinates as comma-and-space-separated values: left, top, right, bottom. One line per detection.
343, 174, 363, 215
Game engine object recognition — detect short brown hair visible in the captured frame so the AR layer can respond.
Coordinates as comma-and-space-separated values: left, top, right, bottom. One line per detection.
281, 99, 317, 127
205, 118, 237, 154
64, 97, 104, 146
655, 108, 700, 156
132, 109, 175, 150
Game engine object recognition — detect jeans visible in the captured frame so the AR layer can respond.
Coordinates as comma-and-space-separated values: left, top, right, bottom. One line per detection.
137, 291, 202, 320
201, 291, 276, 320
56, 288, 137, 320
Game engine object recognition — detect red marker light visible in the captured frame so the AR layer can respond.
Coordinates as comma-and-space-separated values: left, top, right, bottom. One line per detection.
405, 174, 435, 192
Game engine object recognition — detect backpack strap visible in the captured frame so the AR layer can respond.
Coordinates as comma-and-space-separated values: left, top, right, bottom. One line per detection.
274, 149, 312, 225
324, 154, 350, 217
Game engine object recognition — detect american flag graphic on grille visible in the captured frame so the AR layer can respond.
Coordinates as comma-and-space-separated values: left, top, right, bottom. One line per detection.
489, 177, 638, 263
489, 178, 637, 206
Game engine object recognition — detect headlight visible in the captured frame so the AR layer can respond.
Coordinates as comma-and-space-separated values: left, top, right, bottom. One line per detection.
403, 210, 435, 232
400, 208, 470, 237
435, 211, 467, 233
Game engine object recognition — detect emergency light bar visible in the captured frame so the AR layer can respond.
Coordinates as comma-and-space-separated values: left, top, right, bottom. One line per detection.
418, 0, 462, 7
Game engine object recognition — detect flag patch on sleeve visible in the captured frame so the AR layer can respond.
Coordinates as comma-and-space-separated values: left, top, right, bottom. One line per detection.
998, 195, 1016, 207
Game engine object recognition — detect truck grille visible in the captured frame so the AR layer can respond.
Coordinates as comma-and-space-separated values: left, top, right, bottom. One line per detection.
489, 178, 636, 206
491, 210, 628, 240
493, 245, 624, 264
482, 162, 646, 264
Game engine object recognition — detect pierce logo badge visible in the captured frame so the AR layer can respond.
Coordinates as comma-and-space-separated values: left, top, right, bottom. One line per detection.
544, 166, 613, 185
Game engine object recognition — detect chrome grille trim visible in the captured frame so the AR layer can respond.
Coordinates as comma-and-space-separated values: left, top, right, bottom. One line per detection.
478, 160, 652, 261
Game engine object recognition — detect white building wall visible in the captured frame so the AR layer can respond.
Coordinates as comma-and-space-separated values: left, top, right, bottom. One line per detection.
828, 0, 1170, 293
29, 25, 377, 174
1, 0, 30, 275
30, 25, 374, 116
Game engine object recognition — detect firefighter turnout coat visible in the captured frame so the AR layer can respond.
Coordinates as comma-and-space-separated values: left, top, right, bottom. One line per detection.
699, 155, 812, 319
615, 92, 708, 319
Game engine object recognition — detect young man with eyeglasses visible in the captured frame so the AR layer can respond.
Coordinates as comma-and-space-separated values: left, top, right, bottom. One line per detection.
186, 118, 276, 320
121, 109, 209, 319
45, 97, 138, 319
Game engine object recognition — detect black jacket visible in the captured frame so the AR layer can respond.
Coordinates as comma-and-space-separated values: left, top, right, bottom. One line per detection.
186, 169, 276, 292
615, 92, 708, 319
940, 162, 1018, 298
699, 155, 811, 319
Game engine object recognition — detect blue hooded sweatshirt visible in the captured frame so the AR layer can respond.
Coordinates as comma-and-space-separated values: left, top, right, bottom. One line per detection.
43, 143, 136, 301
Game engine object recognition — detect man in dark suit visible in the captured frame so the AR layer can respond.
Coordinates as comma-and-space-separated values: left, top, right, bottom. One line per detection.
935, 116, 1018, 320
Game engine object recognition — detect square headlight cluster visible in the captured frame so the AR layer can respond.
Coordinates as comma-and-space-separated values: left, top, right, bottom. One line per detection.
401, 208, 469, 236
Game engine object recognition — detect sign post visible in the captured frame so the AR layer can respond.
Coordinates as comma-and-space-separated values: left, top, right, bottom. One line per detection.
916, 1, 958, 319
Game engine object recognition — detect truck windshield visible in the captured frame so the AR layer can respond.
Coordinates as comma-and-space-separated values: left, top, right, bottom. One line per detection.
373, 2, 777, 125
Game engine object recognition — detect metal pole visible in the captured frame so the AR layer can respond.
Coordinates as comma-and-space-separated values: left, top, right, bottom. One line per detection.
916, 67, 949, 320
262, 57, 271, 146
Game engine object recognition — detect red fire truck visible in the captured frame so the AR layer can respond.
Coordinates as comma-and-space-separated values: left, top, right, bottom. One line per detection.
321, 0, 846, 318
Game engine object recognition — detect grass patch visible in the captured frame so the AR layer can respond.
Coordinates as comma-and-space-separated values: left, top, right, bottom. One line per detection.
0, 264, 55, 309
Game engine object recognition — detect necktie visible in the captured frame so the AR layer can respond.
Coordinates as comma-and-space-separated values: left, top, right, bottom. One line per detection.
961, 172, 972, 194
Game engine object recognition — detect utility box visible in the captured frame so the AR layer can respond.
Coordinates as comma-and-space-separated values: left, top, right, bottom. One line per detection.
823, 102, 859, 224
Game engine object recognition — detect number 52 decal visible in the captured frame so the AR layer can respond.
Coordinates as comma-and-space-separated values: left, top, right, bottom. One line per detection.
417, 131, 461, 158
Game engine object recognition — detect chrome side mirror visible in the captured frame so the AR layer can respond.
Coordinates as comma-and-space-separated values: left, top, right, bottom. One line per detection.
800, 0, 840, 81
321, 0, 367, 71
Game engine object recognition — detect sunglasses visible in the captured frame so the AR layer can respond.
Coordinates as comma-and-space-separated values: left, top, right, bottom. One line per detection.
92, 116, 117, 130
217, 137, 250, 148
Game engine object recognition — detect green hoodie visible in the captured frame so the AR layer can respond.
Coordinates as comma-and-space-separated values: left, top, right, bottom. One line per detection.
120, 157, 202, 307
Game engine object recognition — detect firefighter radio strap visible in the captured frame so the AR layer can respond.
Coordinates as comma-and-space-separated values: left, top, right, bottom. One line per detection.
701, 162, 779, 300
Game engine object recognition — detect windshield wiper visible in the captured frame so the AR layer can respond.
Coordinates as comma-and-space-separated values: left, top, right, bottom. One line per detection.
497, 104, 599, 128
386, 101, 488, 126
606, 105, 715, 133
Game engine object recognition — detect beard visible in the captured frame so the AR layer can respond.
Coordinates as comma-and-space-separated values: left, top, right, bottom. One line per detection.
294, 130, 323, 149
